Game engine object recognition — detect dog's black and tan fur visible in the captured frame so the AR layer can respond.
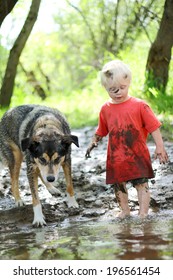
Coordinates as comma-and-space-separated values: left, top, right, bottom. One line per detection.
0, 105, 79, 226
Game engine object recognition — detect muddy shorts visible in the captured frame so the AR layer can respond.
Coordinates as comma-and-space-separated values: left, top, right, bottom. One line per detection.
130, 177, 148, 187
112, 178, 149, 192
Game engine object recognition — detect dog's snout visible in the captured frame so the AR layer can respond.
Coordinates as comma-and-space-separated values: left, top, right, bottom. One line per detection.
47, 175, 55, 182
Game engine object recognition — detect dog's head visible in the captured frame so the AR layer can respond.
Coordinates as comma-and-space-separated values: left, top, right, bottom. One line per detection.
21, 134, 79, 183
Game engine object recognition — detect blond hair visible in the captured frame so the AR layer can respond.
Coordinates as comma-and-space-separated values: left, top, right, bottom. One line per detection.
100, 60, 132, 88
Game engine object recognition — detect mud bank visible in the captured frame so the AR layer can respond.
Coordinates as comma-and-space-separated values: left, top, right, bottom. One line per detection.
0, 128, 173, 260
0, 127, 173, 260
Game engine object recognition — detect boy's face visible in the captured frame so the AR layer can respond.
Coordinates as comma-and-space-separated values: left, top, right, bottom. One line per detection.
106, 82, 130, 104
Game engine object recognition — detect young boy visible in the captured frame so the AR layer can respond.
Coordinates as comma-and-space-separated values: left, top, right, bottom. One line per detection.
85, 60, 168, 219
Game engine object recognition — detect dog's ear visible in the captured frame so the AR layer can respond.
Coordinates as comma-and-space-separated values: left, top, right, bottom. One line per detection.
61, 135, 79, 148
28, 141, 41, 157
21, 138, 30, 151
70, 135, 79, 147
21, 138, 41, 156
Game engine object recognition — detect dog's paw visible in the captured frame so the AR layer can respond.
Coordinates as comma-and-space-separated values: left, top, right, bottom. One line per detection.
32, 204, 47, 227
66, 193, 79, 208
32, 217, 46, 227
15, 199, 25, 207
47, 186, 61, 196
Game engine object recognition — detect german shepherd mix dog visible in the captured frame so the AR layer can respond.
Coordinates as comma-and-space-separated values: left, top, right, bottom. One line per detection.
0, 105, 79, 226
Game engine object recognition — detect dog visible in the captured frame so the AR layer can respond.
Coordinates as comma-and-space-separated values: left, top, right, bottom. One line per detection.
0, 105, 79, 226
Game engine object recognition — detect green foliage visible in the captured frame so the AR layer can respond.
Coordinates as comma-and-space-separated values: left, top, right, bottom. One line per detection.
9, 75, 107, 128
0, 0, 172, 135
143, 49, 173, 115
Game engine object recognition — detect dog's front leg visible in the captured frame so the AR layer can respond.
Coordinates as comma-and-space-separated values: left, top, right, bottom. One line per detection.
62, 161, 78, 208
9, 146, 24, 206
27, 164, 46, 226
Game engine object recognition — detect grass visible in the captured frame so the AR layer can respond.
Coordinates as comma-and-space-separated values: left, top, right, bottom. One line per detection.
4, 80, 107, 128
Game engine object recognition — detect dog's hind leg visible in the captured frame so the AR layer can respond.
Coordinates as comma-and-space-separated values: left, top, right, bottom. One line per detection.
9, 144, 24, 206
62, 161, 78, 208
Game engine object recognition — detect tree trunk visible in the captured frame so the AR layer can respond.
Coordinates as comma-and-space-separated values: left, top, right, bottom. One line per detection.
146, 0, 173, 91
0, 0, 18, 27
20, 62, 47, 100
0, 0, 41, 107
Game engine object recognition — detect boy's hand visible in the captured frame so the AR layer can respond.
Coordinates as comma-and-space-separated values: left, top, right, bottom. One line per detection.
85, 143, 98, 159
151, 128, 169, 164
85, 134, 102, 159
154, 147, 169, 164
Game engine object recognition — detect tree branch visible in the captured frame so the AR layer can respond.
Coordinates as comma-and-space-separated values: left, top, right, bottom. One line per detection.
66, 0, 97, 50
0, 0, 18, 27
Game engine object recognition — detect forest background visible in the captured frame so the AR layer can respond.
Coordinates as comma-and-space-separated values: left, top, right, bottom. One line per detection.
0, 0, 173, 137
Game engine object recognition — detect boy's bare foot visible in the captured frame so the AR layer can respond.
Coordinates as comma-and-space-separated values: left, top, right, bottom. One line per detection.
139, 213, 148, 219
116, 211, 130, 219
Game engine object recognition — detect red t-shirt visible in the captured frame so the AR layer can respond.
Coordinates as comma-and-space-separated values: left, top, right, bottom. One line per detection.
96, 97, 161, 184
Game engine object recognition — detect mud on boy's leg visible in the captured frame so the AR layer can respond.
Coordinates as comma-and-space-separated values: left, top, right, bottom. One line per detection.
135, 182, 150, 219
113, 182, 130, 218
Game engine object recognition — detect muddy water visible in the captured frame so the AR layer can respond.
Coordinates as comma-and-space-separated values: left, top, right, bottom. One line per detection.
0, 210, 173, 260
0, 127, 173, 260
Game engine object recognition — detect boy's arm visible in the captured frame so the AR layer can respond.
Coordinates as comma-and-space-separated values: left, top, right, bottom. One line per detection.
151, 128, 169, 164
85, 134, 103, 158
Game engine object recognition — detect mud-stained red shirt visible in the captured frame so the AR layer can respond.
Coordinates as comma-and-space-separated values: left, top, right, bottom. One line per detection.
96, 97, 161, 184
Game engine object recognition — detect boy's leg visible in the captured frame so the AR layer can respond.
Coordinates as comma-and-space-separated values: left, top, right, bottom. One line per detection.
135, 182, 150, 218
114, 182, 130, 218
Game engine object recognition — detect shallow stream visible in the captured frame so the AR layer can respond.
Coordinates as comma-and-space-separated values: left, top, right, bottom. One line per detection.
0, 127, 173, 260
0, 209, 173, 260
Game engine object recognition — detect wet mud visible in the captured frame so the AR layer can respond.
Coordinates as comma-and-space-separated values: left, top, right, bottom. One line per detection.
0, 127, 173, 260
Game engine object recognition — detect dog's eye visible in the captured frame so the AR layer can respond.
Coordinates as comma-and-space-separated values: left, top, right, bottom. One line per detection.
39, 157, 47, 165
54, 158, 61, 164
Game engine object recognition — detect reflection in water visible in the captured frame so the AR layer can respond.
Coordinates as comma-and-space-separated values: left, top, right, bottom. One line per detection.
0, 210, 173, 260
